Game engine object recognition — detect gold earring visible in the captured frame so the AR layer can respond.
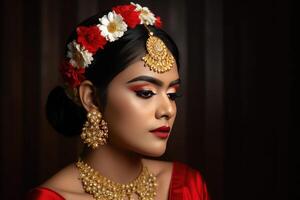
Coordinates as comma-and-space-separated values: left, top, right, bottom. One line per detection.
80, 110, 108, 149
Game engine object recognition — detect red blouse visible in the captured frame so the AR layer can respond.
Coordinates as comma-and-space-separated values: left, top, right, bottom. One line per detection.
27, 162, 210, 200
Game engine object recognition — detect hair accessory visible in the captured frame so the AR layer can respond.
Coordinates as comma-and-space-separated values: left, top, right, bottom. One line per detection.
81, 110, 108, 149
143, 26, 175, 73
60, 2, 163, 89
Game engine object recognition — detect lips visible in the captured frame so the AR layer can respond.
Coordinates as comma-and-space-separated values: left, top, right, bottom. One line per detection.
150, 126, 170, 139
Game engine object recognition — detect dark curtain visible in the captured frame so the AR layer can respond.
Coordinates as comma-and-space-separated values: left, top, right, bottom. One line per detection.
0, 0, 289, 199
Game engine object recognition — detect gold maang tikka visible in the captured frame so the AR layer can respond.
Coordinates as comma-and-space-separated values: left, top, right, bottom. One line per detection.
142, 25, 175, 73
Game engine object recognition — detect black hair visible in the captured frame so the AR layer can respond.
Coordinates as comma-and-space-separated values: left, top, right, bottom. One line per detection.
46, 11, 180, 137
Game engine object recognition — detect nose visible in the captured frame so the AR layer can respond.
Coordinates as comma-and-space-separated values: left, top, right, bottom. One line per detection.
155, 94, 176, 120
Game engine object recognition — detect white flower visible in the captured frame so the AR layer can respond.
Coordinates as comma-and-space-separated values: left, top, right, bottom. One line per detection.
67, 41, 93, 68
131, 2, 156, 25
98, 11, 128, 42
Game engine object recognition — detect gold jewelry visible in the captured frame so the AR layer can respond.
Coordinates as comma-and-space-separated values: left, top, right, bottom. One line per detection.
76, 159, 157, 200
81, 110, 108, 149
142, 26, 175, 73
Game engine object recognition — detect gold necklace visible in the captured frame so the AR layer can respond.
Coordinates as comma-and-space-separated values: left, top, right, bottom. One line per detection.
76, 159, 157, 200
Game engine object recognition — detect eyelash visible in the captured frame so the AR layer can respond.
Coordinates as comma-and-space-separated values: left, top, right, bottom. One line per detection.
167, 93, 182, 101
135, 90, 156, 99
135, 90, 182, 101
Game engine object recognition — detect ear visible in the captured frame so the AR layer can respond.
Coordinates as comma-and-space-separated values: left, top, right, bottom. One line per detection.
78, 80, 99, 112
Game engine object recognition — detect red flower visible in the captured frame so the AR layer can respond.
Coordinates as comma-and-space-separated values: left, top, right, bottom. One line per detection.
155, 16, 163, 28
113, 4, 141, 28
77, 26, 107, 53
59, 60, 86, 88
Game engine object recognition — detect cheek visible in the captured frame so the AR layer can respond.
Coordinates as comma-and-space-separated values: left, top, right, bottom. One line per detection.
103, 89, 153, 137
173, 104, 177, 119
170, 103, 177, 125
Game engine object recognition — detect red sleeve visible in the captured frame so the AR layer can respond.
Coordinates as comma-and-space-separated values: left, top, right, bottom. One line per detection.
169, 162, 210, 200
26, 187, 65, 200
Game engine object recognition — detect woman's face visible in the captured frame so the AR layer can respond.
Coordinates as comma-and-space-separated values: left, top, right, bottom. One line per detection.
103, 60, 180, 157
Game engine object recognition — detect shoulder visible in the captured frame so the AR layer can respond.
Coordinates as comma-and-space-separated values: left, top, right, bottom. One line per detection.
40, 163, 80, 192
171, 161, 207, 185
172, 161, 202, 177
26, 187, 65, 200
29, 163, 91, 200
141, 159, 205, 182
169, 161, 210, 200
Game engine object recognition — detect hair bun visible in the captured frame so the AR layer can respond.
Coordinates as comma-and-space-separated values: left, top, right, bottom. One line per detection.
46, 86, 86, 137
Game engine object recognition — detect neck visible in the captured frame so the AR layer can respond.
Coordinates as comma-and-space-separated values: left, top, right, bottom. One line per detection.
80, 144, 143, 184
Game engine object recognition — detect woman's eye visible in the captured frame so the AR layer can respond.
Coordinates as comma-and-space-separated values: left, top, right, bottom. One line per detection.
167, 93, 182, 101
135, 90, 156, 99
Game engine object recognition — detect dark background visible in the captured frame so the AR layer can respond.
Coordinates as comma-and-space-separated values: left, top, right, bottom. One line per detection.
0, 0, 290, 199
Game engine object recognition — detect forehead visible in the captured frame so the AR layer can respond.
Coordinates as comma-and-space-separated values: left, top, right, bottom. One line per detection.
111, 60, 179, 84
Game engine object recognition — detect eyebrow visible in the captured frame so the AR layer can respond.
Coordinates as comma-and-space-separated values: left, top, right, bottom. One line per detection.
126, 75, 181, 87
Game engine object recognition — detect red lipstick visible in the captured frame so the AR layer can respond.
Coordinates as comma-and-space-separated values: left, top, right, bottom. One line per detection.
150, 126, 170, 139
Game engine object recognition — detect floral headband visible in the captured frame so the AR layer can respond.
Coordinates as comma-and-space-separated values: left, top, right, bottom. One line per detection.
60, 2, 175, 92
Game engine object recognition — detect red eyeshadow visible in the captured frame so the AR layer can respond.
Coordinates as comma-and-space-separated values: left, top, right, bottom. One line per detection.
128, 84, 150, 91
171, 84, 180, 91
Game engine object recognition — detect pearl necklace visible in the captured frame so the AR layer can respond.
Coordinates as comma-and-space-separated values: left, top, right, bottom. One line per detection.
76, 159, 157, 200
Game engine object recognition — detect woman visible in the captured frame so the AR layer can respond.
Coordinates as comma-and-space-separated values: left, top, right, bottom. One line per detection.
27, 2, 209, 200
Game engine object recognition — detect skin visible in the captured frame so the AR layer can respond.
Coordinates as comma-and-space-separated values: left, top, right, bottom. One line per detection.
42, 59, 180, 200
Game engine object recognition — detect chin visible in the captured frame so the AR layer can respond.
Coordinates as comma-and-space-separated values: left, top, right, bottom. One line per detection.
137, 142, 167, 157
146, 151, 166, 157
